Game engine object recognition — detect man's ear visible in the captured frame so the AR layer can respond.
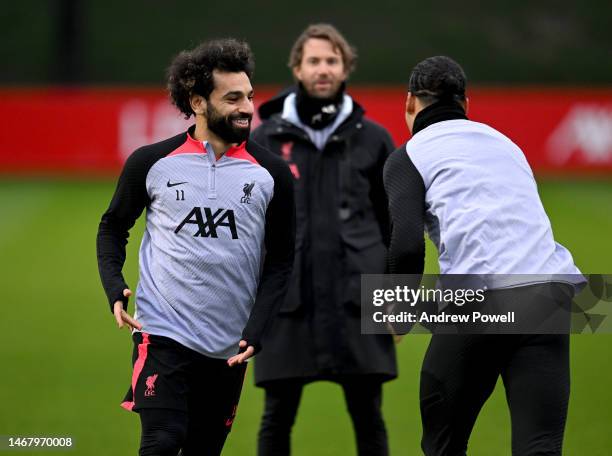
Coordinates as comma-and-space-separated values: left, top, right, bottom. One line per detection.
406, 92, 416, 115
292, 65, 302, 83
190, 94, 206, 116
462, 97, 469, 115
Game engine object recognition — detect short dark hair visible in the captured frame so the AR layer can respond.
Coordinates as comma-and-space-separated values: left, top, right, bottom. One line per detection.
167, 38, 255, 118
408, 56, 466, 106
288, 23, 357, 75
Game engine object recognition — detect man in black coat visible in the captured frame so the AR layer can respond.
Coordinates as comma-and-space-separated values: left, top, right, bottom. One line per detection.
251, 24, 397, 456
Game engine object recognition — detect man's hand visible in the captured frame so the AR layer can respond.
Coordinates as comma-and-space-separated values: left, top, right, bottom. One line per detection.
227, 340, 255, 367
392, 333, 405, 344
113, 289, 142, 331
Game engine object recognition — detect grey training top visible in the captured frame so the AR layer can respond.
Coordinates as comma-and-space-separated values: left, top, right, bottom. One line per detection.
384, 106, 584, 290
97, 128, 295, 358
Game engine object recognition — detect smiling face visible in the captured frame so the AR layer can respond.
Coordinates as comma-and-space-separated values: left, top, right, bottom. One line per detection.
203, 70, 254, 144
293, 38, 347, 99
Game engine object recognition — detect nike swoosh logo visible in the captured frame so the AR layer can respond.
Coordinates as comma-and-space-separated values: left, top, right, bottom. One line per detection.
167, 181, 188, 187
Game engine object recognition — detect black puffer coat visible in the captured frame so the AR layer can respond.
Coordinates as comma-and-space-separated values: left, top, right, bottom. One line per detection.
252, 91, 397, 385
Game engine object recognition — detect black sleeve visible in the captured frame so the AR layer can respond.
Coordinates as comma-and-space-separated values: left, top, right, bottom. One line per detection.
383, 146, 426, 274
369, 128, 395, 247
96, 137, 177, 313
96, 150, 150, 312
241, 148, 296, 354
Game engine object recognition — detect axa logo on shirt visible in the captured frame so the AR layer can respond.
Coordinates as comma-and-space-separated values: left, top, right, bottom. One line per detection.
175, 207, 239, 239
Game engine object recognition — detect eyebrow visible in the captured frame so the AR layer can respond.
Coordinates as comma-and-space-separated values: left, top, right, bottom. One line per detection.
222, 90, 253, 98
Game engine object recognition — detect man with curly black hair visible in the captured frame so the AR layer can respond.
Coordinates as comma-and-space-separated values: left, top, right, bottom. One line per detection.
96, 38, 295, 455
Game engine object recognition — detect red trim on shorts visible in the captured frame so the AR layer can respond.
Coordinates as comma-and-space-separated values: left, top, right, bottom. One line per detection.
120, 400, 133, 410
120, 332, 150, 411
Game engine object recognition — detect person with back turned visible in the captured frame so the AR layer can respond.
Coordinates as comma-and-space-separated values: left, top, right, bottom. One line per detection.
384, 55, 584, 456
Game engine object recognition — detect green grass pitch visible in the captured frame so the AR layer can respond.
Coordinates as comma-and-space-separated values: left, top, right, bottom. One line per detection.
0, 179, 610, 455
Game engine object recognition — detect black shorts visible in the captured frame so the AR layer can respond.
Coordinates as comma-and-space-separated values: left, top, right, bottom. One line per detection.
121, 332, 247, 429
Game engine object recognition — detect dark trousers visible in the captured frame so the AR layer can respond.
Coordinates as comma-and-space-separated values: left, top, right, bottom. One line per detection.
258, 378, 389, 456
139, 408, 230, 456
420, 333, 570, 456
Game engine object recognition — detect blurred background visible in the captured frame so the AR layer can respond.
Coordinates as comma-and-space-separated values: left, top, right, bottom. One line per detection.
0, 0, 611, 454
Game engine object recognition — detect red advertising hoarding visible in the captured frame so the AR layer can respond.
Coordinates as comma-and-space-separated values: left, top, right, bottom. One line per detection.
1, 87, 611, 175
